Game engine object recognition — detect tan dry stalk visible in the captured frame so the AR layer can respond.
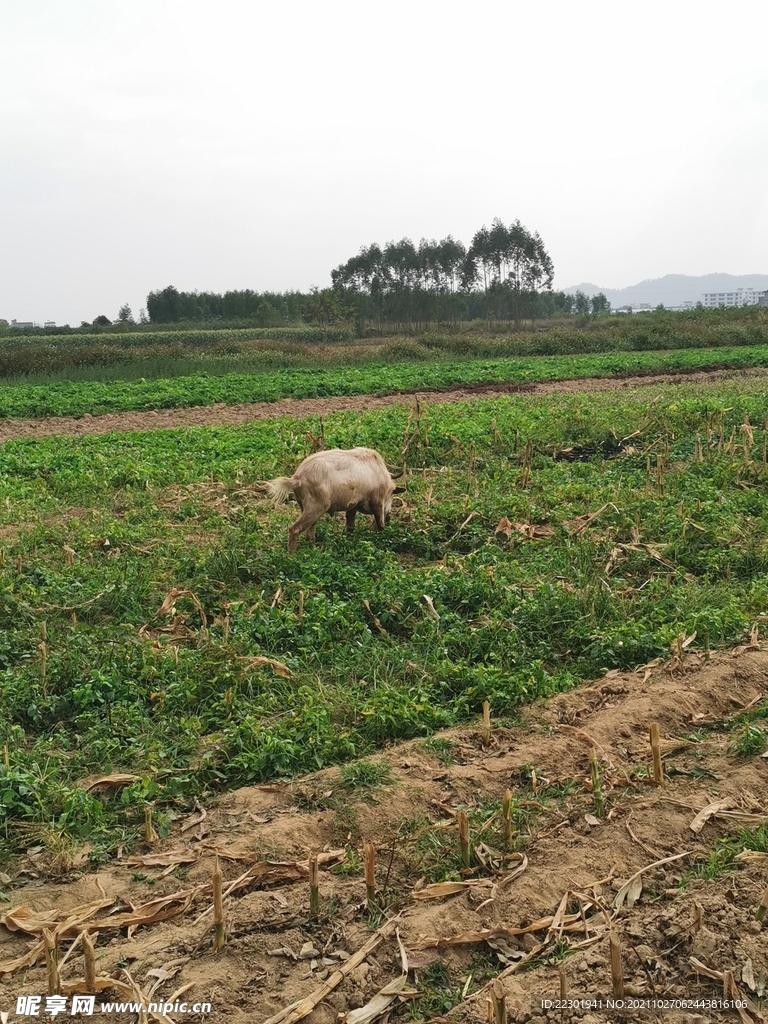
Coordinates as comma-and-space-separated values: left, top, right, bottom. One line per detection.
559, 962, 567, 998
2, 744, 8, 769
40, 620, 47, 641
692, 902, 703, 933
520, 439, 533, 488
309, 854, 320, 919
656, 455, 665, 494
482, 701, 491, 746
38, 641, 47, 693
82, 930, 96, 992
609, 930, 624, 997
649, 723, 663, 786
755, 885, 768, 923
502, 789, 513, 847
724, 968, 733, 1001
364, 842, 376, 909
43, 928, 59, 995
458, 809, 471, 869
741, 415, 754, 464
212, 858, 225, 951
298, 590, 304, 621
589, 748, 605, 819
491, 979, 507, 1024
143, 803, 157, 844
15, 553, 22, 573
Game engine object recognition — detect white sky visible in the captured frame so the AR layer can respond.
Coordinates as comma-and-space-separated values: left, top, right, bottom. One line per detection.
1, 0, 767, 325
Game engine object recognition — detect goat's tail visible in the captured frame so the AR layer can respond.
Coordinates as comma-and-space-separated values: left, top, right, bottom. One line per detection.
266, 477, 296, 505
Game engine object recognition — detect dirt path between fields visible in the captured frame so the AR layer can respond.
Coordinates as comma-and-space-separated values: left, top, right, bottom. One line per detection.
1, 366, 766, 442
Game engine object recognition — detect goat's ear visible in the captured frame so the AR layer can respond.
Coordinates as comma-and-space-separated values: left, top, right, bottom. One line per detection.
393, 486, 406, 494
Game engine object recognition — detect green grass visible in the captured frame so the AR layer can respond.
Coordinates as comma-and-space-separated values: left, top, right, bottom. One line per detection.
339, 759, 392, 789
422, 737, 455, 765
681, 824, 768, 885
728, 723, 767, 757
1, 377, 768, 858
407, 961, 464, 1020
2, 342, 768, 418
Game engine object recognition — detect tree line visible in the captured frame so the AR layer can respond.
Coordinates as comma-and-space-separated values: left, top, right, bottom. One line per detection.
135, 218, 611, 330
145, 287, 308, 325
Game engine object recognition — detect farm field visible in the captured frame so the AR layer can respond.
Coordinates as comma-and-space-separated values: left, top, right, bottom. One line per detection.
2, 343, 768, 419
1, 374, 767, 1020
1, 304, 766, 387
3, 653, 766, 1022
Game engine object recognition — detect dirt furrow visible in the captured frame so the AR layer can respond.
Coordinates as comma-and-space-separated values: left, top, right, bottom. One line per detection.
1, 366, 766, 441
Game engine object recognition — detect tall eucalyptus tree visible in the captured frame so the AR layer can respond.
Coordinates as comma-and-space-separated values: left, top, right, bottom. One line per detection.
331, 219, 552, 330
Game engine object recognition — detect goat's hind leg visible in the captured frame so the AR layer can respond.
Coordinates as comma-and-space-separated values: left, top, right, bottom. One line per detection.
287, 508, 323, 554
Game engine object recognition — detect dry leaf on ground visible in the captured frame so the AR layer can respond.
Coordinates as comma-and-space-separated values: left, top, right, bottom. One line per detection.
689, 798, 735, 834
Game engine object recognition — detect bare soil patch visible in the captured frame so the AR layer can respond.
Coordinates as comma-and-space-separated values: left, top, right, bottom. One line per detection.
2, 649, 767, 1022
1, 367, 766, 442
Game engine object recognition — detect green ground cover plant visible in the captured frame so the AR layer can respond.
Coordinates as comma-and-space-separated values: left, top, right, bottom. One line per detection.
1, 378, 768, 860
2, 343, 768, 418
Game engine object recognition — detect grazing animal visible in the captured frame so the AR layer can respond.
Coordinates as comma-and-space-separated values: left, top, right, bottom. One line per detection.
267, 447, 404, 553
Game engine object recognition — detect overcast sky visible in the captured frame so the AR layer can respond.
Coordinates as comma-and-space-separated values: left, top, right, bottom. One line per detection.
1, 0, 766, 325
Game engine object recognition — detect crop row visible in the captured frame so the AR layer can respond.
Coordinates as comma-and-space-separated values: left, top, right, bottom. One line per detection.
1, 344, 768, 419
1, 378, 767, 856
0, 326, 354, 351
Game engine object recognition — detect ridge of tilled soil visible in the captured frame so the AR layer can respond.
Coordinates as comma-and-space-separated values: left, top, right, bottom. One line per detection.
2, 649, 767, 1022
1, 366, 767, 441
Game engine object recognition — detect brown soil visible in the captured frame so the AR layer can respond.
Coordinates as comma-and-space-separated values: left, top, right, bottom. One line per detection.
1, 366, 766, 442
2, 649, 767, 1022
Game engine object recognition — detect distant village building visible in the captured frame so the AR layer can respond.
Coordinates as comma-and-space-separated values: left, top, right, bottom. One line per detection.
615, 304, 653, 314
10, 319, 38, 328
702, 288, 763, 308
759, 291, 768, 307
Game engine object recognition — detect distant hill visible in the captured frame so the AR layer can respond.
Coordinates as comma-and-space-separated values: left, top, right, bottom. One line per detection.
563, 274, 768, 309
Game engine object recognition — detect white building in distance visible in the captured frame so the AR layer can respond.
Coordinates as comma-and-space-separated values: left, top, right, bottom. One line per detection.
702, 288, 764, 308
8, 319, 56, 328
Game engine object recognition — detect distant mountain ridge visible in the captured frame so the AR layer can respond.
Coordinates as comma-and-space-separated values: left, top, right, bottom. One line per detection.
563, 274, 768, 309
